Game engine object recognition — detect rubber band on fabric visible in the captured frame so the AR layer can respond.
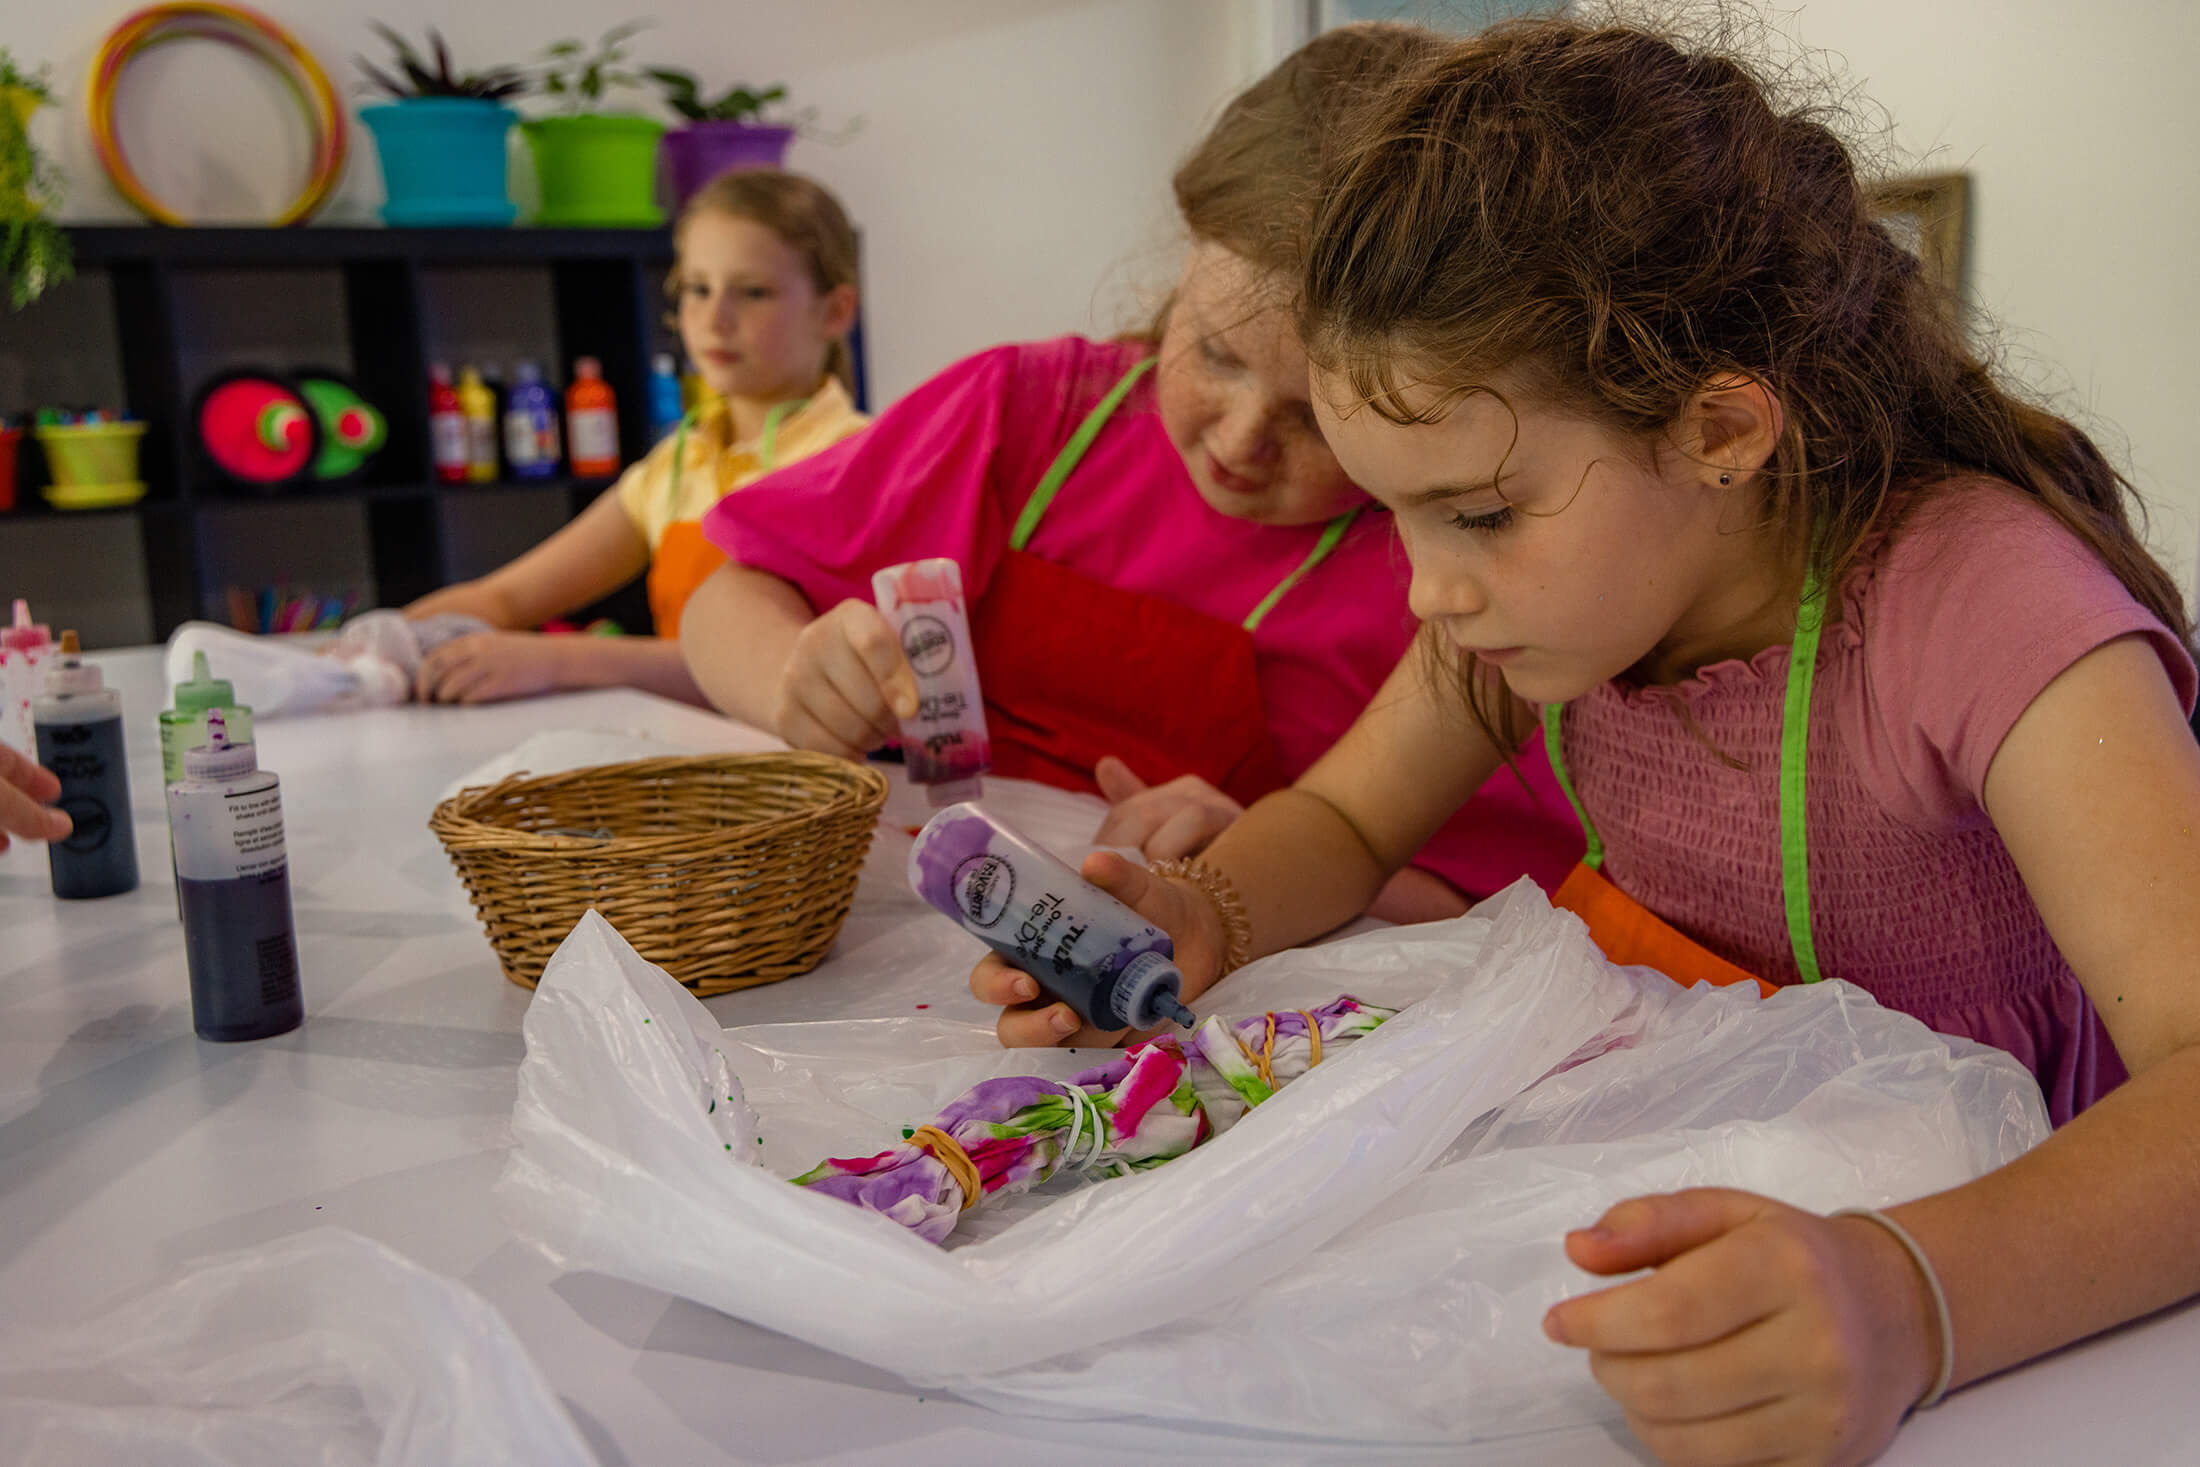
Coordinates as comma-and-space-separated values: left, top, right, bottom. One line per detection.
1779, 567, 1830, 983
1010, 356, 1156, 551
1233, 1009, 1328, 1089
90, 4, 347, 227
1832, 1207, 1955, 1408
1148, 856, 1252, 977
908, 1124, 983, 1210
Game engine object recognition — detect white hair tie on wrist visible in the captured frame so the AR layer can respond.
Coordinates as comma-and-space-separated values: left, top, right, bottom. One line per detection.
1833, 1206, 1955, 1409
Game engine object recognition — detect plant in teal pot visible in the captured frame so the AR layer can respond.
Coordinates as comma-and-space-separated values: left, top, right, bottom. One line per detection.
525, 23, 665, 227
648, 70, 791, 208
356, 26, 526, 227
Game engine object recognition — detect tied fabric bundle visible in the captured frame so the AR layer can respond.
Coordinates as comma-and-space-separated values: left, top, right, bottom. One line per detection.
792, 997, 1393, 1243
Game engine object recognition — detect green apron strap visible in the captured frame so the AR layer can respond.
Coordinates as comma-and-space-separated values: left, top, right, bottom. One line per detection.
759, 396, 806, 472
1009, 356, 1157, 552
1542, 702, 1605, 871
1241, 508, 1360, 633
1779, 566, 1830, 983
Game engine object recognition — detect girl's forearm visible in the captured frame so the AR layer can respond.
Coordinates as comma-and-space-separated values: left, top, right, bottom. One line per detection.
1194, 787, 1397, 958
550, 635, 709, 706
677, 563, 814, 727
1892, 1040, 2200, 1390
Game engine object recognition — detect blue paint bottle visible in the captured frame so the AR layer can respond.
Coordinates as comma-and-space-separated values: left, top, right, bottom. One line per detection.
167, 710, 303, 1041
502, 361, 562, 480
32, 631, 139, 900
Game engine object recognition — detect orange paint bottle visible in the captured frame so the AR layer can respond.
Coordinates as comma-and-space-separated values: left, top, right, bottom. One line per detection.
565, 357, 621, 478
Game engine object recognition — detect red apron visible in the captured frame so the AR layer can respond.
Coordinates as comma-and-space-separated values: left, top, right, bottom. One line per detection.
967, 357, 1356, 805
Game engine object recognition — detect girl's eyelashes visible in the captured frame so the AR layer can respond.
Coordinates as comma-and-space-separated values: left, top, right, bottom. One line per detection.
1199, 336, 1241, 370
1447, 503, 1515, 535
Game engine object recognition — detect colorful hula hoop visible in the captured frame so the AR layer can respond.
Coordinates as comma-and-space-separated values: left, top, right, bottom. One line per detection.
89, 3, 347, 227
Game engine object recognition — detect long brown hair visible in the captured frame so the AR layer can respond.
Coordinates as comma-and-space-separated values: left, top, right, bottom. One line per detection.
1132, 21, 1444, 341
669, 168, 860, 391
1301, 18, 2188, 744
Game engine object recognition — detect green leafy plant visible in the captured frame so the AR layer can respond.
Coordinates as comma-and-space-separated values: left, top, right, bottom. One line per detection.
644, 69, 786, 124
536, 22, 654, 114
356, 24, 528, 101
0, 49, 71, 309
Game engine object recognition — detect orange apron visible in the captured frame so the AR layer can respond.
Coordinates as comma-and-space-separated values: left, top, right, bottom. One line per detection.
966, 357, 1358, 804
644, 399, 803, 640
1544, 568, 1833, 1000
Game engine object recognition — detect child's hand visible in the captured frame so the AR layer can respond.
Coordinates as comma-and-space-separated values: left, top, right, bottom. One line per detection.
1544, 1189, 1940, 1467
968, 849, 1230, 1047
1091, 755, 1244, 859
774, 599, 919, 760
414, 631, 560, 704
0, 742, 70, 853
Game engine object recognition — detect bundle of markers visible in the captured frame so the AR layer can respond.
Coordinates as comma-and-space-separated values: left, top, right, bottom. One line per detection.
225, 586, 361, 635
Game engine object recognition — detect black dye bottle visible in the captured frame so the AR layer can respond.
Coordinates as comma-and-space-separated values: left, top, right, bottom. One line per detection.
32, 631, 140, 900
166, 709, 303, 1041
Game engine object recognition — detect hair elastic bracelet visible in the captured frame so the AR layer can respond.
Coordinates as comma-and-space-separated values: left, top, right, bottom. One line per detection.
1832, 1207, 1955, 1409
1148, 857, 1252, 978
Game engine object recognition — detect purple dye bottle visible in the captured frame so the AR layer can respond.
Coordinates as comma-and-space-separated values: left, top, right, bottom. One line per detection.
871, 558, 991, 806
167, 710, 303, 1042
909, 803, 1196, 1031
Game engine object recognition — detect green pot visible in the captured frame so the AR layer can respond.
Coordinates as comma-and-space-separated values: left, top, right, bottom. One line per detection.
522, 113, 666, 226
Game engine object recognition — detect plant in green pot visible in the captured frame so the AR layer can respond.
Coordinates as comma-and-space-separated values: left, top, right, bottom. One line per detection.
0, 50, 73, 309
648, 69, 791, 207
525, 22, 665, 227
356, 25, 527, 227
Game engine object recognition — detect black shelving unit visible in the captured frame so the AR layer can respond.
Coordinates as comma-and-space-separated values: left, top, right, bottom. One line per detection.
2, 225, 683, 641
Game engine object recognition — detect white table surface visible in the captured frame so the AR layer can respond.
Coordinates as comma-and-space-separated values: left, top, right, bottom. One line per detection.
2, 648, 2193, 1467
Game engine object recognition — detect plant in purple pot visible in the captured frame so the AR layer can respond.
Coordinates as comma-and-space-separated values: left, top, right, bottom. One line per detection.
647, 67, 795, 207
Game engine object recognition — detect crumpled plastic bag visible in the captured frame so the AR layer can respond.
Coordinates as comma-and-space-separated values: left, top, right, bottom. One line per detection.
166, 612, 490, 718
0, 1228, 596, 1467
500, 882, 2049, 1442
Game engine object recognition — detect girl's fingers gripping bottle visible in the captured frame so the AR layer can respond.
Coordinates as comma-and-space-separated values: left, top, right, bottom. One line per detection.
909, 802, 1197, 1033
871, 558, 991, 806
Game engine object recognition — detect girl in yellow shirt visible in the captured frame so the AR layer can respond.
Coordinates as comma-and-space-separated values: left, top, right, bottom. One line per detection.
407, 169, 867, 704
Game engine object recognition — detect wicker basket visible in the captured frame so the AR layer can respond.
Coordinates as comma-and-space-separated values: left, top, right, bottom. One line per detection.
428, 752, 889, 995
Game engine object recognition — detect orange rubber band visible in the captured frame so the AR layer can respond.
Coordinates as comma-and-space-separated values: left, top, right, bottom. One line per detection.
908, 1124, 982, 1211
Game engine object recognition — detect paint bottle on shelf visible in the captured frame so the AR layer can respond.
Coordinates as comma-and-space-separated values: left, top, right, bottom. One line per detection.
566, 357, 621, 477
428, 363, 469, 485
908, 803, 1197, 1033
871, 558, 992, 806
1, 597, 54, 756
32, 631, 139, 900
647, 352, 686, 442
456, 364, 498, 482
168, 709, 303, 1042
159, 650, 253, 914
502, 361, 562, 480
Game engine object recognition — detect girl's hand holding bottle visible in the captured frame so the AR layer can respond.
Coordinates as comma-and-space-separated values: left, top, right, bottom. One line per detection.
968, 849, 1232, 1048
1090, 756, 1245, 860
0, 741, 69, 852
774, 598, 922, 760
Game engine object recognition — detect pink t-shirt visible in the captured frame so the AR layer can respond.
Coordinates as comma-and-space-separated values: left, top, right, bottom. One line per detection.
704, 334, 1580, 898
1556, 479, 2197, 1122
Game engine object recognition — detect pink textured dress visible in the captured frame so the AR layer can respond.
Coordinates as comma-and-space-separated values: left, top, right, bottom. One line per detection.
1553, 480, 2195, 1123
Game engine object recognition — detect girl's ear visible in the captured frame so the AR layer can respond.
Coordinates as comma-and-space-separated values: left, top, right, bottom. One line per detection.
817, 282, 859, 341
1681, 374, 1783, 484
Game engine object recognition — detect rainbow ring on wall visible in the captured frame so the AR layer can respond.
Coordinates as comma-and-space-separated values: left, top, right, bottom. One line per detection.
89, 2, 347, 227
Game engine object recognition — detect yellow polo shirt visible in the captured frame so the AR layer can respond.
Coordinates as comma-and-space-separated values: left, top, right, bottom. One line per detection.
614, 376, 868, 553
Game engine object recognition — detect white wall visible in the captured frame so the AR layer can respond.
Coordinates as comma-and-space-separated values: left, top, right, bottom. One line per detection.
6, 0, 1262, 405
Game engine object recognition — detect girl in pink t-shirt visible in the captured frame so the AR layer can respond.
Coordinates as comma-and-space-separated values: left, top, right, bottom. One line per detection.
972, 19, 2200, 1467
679, 24, 1578, 913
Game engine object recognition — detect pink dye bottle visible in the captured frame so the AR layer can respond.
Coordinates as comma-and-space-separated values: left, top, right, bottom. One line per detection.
871, 559, 992, 805
1, 598, 54, 756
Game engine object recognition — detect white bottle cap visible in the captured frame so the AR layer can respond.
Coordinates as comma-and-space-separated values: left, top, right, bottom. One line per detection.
183, 708, 260, 781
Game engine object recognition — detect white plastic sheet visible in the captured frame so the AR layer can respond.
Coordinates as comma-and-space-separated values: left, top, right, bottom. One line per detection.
501, 882, 2049, 1442
165, 612, 490, 718
0, 1228, 596, 1467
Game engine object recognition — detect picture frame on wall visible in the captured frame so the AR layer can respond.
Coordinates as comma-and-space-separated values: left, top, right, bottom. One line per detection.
1867, 171, 1971, 322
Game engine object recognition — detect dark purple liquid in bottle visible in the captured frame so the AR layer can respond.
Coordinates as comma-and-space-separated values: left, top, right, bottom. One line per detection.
178, 870, 302, 1041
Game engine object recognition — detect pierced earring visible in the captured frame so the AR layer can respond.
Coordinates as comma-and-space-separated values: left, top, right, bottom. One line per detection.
1718, 473, 1732, 486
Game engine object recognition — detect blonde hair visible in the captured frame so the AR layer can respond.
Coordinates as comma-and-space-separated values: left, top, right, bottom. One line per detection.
669, 168, 860, 391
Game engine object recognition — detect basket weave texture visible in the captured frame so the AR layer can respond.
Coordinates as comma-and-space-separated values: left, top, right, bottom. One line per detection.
428, 753, 889, 995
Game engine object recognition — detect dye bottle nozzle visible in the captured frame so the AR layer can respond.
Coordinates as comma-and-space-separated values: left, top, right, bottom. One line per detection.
183, 707, 258, 779
40, 630, 101, 695
908, 802, 1198, 1032
3, 598, 51, 653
